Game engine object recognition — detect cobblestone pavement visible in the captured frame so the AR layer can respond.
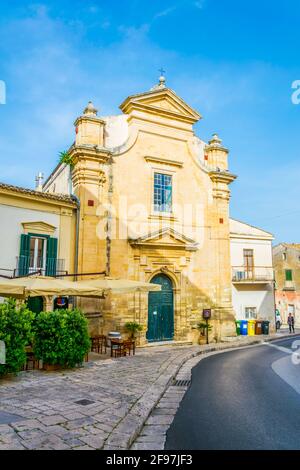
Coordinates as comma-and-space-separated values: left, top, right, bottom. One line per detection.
0, 345, 201, 450
0, 332, 298, 450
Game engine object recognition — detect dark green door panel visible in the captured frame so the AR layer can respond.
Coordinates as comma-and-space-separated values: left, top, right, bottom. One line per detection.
147, 274, 174, 342
27, 296, 44, 314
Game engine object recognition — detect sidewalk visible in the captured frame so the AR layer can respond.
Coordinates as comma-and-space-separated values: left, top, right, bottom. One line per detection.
0, 331, 298, 450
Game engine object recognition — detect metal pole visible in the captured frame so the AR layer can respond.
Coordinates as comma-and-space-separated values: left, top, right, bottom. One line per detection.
206, 318, 209, 345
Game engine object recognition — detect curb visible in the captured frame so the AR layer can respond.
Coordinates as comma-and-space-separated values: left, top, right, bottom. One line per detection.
103, 332, 299, 450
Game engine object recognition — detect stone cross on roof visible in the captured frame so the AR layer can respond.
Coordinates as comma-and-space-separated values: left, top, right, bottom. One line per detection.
151, 69, 167, 91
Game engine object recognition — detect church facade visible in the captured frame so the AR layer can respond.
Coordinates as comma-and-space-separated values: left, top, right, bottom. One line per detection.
44, 76, 238, 344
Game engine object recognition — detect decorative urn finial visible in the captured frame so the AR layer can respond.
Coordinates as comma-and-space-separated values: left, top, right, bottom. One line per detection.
83, 101, 98, 116
208, 133, 222, 147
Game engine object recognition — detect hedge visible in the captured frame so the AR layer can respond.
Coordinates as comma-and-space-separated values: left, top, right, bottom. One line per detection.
0, 299, 34, 376
33, 308, 91, 368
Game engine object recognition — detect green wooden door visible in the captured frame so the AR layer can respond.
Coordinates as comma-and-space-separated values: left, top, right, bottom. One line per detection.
27, 296, 44, 314
147, 274, 174, 342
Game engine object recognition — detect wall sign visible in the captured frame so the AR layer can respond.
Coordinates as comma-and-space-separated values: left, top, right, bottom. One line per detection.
203, 309, 212, 320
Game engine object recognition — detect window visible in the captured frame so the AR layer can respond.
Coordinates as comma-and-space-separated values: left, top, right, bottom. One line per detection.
285, 269, 293, 281
19, 234, 58, 276
282, 252, 287, 261
288, 305, 295, 315
245, 307, 257, 319
29, 236, 47, 272
243, 249, 254, 278
154, 173, 172, 213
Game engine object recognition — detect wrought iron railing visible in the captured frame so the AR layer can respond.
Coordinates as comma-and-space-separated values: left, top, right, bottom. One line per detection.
16, 256, 66, 277
232, 266, 274, 282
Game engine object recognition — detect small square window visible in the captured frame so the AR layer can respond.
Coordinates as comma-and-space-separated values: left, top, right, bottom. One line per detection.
245, 307, 257, 319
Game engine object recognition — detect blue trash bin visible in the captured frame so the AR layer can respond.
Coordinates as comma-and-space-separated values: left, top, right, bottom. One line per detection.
241, 320, 248, 336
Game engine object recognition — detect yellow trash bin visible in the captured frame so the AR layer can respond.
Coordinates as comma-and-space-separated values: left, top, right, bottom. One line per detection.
248, 320, 256, 336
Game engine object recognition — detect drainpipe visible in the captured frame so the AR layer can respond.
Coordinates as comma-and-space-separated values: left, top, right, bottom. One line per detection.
71, 193, 80, 282
106, 156, 113, 277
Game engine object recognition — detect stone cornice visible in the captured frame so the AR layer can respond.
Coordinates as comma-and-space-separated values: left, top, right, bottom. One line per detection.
74, 115, 106, 127
205, 144, 229, 154
144, 156, 184, 168
68, 144, 112, 163
125, 102, 198, 125
129, 227, 199, 252
209, 170, 237, 185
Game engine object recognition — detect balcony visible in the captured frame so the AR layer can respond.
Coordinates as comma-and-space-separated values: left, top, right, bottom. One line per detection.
283, 281, 296, 291
15, 256, 66, 277
232, 266, 274, 284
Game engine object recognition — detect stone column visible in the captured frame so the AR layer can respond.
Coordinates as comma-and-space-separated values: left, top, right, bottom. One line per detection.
206, 134, 237, 340
68, 102, 111, 320
44, 296, 54, 312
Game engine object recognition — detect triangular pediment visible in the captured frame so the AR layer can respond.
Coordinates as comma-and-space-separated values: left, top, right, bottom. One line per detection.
22, 221, 57, 235
129, 227, 198, 251
120, 88, 201, 124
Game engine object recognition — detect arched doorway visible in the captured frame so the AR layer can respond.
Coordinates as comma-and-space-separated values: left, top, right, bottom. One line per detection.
147, 274, 174, 342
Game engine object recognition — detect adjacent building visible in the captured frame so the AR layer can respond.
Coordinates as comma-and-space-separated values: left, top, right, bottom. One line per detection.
230, 219, 275, 324
273, 243, 300, 327
0, 182, 77, 310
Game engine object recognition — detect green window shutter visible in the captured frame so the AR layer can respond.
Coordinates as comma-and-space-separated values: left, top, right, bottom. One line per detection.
46, 237, 58, 276
285, 269, 293, 281
18, 234, 30, 276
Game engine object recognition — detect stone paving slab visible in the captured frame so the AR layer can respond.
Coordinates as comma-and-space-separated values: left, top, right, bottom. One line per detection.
0, 331, 298, 450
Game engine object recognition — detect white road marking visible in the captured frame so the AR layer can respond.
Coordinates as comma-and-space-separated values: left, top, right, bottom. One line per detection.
272, 356, 300, 396
263, 342, 292, 354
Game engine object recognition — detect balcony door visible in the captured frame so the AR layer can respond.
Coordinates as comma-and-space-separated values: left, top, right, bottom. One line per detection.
244, 249, 254, 280
18, 234, 58, 276
29, 236, 47, 273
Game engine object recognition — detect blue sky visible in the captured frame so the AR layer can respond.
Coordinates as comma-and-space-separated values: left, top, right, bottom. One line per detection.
0, 0, 300, 242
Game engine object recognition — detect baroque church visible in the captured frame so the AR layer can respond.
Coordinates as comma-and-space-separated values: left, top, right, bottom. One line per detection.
43, 75, 238, 344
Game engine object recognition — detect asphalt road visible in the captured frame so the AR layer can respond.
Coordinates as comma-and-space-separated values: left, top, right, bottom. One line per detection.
165, 336, 300, 450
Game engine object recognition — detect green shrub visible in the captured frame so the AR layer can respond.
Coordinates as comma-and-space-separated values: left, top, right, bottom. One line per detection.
124, 321, 143, 339
0, 299, 34, 376
33, 309, 91, 368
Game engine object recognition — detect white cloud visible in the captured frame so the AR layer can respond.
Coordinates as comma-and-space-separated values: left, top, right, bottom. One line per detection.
194, 0, 205, 9
154, 6, 177, 19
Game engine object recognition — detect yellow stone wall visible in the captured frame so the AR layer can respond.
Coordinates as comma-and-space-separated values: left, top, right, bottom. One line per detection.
70, 86, 237, 343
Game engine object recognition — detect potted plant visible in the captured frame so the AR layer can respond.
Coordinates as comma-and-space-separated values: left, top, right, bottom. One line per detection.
124, 321, 143, 340
196, 321, 213, 345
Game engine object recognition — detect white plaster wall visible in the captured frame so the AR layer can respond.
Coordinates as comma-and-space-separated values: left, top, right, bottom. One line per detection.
43, 164, 71, 195
0, 204, 60, 272
232, 284, 275, 322
103, 115, 128, 149
230, 233, 274, 324
230, 238, 273, 267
